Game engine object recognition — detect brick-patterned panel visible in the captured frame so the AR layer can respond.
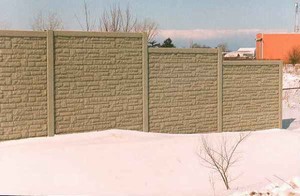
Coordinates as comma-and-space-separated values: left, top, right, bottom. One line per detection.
54, 36, 143, 134
149, 51, 218, 133
222, 64, 280, 132
0, 36, 48, 140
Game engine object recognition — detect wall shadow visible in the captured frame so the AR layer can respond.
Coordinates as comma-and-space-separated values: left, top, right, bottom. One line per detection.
282, 118, 296, 129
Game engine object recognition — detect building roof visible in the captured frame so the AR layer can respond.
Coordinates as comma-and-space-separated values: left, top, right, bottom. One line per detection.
237, 48, 256, 52
224, 48, 256, 58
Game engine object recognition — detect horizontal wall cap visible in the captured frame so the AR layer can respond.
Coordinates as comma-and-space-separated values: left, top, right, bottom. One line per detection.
223, 60, 283, 66
149, 48, 218, 54
54, 30, 143, 37
0, 30, 47, 37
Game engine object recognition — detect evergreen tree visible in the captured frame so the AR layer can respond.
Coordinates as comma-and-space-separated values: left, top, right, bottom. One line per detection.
160, 38, 175, 48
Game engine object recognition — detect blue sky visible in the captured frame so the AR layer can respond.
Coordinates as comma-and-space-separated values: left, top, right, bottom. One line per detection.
0, 0, 296, 50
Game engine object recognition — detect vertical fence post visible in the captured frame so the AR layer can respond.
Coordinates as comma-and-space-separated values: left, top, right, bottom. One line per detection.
47, 30, 55, 136
279, 61, 283, 129
142, 33, 149, 132
217, 47, 223, 132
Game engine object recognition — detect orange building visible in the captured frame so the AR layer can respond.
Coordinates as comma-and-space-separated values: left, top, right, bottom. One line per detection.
256, 33, 300, 61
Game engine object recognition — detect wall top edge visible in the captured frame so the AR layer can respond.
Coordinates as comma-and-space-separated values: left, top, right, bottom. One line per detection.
0, 30, 47, 37
223, 60, 283, 66
54, 31, 143, 38
149, 48, 218, 54
0, 30, 144, 38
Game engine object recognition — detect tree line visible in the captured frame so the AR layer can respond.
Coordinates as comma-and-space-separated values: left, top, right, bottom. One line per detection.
29, 1, 181, 48
0, 0, 229, 50
31, 1, 158, 42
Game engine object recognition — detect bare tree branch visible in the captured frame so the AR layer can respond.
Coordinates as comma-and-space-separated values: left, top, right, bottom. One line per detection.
134, 18, 158, 42
197, 132, 251, 190
75, 0, 96, 31
99, 3, 128, 32
98, 3, 158, 42
84, 0, 90, 31
217, 43, 229, 52
31, 11, 64, 31
122, 5, 137, 32
273, 175, 296, 189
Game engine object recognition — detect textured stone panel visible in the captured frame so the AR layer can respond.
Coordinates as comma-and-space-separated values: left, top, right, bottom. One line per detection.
0, 36, 47, 140
149, 51, 218, 133
54, 36, 143, 134
222, 64, 280, 131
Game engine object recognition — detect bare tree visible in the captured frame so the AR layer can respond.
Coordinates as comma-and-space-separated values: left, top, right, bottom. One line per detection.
100, 4, 139, 32
99, 4, 138, 32
197, 132, 251, 190
99, 4, 124, 32
31, 11, 64, 31
217, 43, 229, 52
75, 0, 96, 31
99, 3, 158, 42
122, 5, 138, 32
134, 18, 158, 42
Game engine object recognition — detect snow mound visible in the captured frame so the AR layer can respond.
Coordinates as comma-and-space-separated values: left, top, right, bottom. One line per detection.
232, 177, 300, 196
1, 128, 300, 195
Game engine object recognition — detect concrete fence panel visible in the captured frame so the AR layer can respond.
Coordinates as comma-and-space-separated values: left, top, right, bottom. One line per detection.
148, 48, 219, 133
0, 31, 48, 140
0, 30, 283, 141
53, 31, 145, 134
222, 61, 282, 132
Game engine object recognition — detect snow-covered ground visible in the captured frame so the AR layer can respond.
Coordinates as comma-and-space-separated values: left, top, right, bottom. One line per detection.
0, 129, 299, 195
0, 70, 299, 196
283, 69, 300, 130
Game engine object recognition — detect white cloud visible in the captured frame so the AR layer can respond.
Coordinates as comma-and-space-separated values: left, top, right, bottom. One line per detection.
158, 28, 287, 41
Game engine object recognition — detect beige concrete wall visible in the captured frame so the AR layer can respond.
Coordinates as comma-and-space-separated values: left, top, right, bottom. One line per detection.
54, 32, 144, 134
222, 61, 282, 132
0, 30, 283, 141
0, 32, 48, 140
148, 48, 219, 133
